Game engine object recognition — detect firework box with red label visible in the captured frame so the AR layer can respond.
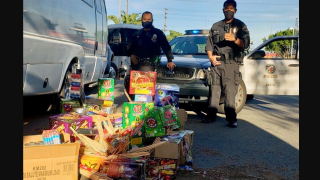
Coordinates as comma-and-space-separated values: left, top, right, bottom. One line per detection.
98, 78, 115, 101
122, 102, 146, 130
146, 157, 178, 179
129, 70, 157, 95
157, 105, 181, 130
49, 113, 93, 142
23, 133, 80, 180
60, 98, 81, 113
154, 84, 180, 109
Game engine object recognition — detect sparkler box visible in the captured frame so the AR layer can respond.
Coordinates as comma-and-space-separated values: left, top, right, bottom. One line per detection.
129, 70, 157, 95
154, 84, 180, 109
23, 133, 80, 180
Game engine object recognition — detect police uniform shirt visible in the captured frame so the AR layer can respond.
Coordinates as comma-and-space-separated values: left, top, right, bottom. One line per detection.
127, 27, 174, 62
205, 18, 250, 56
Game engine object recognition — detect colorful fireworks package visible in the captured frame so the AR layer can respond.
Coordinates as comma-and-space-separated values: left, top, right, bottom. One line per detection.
129, 70, 157, 95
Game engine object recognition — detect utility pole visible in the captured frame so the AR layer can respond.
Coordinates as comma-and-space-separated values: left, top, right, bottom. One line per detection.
126, 0, 128, 15
268, 21, 276, 36
295, 18, 299, 32
119, 0, 122, 23
163, 8, 167, 33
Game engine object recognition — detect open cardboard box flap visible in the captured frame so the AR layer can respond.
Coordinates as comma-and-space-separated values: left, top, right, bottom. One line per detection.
23, 133, 80, 180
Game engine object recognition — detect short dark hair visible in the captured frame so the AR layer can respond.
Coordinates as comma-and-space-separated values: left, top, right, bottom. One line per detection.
142, 11, 153, 20
223, 0, 237, 9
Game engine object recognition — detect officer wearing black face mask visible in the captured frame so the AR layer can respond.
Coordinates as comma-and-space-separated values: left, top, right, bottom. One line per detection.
124, 11, 176, 98
204, 0, 250, 128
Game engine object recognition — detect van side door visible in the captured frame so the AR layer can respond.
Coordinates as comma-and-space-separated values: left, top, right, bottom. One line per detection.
91, 0, 107, 82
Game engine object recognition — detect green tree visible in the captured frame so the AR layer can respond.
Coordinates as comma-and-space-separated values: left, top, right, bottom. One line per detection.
107, 11, 142, 25
166, 30, 184, 42
262, 28, 299, 58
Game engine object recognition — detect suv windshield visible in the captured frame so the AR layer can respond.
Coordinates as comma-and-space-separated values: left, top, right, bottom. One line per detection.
169, 36, 207, 55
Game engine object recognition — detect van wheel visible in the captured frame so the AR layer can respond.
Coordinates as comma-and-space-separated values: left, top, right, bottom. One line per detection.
59, 64, 72, 98
217, 79, 247, 114
104, 62, 118, 82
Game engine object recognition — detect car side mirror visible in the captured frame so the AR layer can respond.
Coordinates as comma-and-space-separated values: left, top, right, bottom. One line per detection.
249, 50, 265, 59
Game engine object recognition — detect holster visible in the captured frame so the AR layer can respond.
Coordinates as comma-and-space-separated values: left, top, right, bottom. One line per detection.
205, 68, 217, 86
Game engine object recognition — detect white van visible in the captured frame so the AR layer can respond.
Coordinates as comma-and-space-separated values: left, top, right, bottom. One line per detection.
23, 0, 109, 98
108, 23, 143, 77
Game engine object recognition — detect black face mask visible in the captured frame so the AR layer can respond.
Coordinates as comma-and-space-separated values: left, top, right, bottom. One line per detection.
142, 21, 153, 29
224, 10, 234, 21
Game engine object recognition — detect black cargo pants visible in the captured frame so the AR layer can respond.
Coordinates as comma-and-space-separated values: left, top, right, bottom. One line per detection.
208, 61, 240, 122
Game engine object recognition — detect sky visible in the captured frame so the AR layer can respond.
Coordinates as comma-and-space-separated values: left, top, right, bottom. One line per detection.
105, 0, 299, 50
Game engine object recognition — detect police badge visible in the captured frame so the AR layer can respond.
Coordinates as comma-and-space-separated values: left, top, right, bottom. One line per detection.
151, 34, 157, 42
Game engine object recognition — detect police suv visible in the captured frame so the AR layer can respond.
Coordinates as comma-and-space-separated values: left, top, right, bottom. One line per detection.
157, 30, 299, 114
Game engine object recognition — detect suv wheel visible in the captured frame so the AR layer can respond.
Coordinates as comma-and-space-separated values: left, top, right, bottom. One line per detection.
217, 79, 247, 114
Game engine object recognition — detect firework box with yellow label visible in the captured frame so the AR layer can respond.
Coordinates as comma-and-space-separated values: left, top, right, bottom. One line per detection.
129, 70, 157, 95
122, 102, 146, 148
157, 105, 181, 130
98, 78, 115, 101
154, 84, 180, 109
49, 113, 93, 142
60, 98, 81, 113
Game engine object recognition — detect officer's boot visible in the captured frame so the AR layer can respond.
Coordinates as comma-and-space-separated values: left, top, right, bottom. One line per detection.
202, 108, 217, 123
225, 108, 237, 128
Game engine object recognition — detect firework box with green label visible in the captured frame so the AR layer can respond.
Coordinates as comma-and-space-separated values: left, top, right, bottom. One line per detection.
60, 98, 81, 113
157, 105, 181, 130
129, 126, 145, 149
129, 70, 157, 95
122, 102, 146, 130
154, 84, 180, 109
98, 78, 114, 101
144, 108, 166, 138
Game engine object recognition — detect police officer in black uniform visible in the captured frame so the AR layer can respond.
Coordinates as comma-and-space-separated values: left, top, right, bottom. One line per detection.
124, 11, 176, 95
204, 0, 250, 128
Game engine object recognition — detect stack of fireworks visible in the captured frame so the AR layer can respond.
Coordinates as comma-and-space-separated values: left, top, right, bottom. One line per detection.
70, 63, 85, 103
41, 129, 61, 145
72, 114, 167, 180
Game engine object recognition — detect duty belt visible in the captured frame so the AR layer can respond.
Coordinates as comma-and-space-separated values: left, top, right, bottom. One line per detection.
219, 53, 238, 64
137, 57, 159, 67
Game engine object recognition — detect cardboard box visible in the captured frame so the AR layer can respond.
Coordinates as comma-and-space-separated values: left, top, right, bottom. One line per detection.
144, 109, 166, 138
23, 133, 80, 180
153, 130, 193, 166
129, 70, 157, 95
176, 109, 188, 130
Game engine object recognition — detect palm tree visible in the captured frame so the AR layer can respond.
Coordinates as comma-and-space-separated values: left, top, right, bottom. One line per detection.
108, 11, 142, 25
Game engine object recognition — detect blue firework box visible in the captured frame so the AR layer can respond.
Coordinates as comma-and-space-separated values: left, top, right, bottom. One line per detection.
154, 84, 179, 109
